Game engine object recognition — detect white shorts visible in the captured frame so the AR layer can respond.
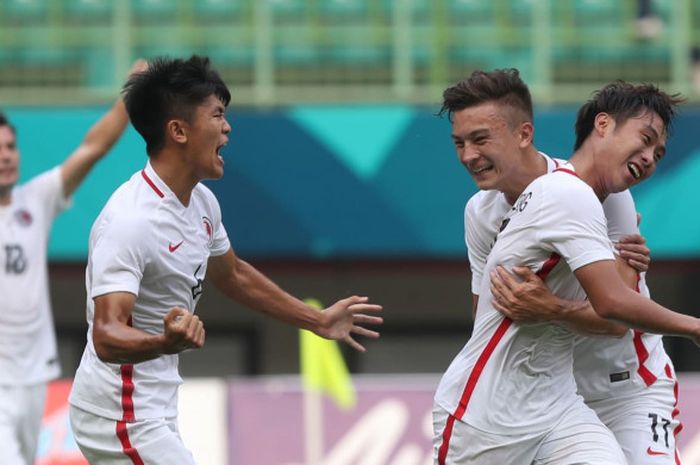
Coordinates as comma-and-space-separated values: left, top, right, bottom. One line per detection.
433, 401, 627, 465
69, 405, 197, 465
0, 383, 47, 465
587, 368, 682, 465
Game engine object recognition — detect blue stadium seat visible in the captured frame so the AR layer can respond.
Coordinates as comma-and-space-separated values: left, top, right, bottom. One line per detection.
2, 0, 48, 22
322, 25, 388, 63
320, 0, 368, 18
572, 0, 627, 25
381, 0, 430, 21
509, 0, 534, 24
130, 0, 176, 21
270, 0, 307, 18
207, 46, 255, 68
447, 0, 495, 21
193, 0, 243, 19
64, 0, 113, 21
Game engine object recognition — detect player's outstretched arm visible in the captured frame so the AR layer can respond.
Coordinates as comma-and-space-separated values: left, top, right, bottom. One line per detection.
60, 59, 148, 198
207, 249, 383, 351
575, 260, 700, 345
490, 265, 628, 336
93, 291, 205, 364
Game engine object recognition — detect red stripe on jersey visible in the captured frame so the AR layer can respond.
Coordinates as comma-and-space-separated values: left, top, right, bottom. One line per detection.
116, 421, 145, 465
141, 169, 164, 198
666, 363, 684, 441
553, 167, 579, 178
437, 414, 457, 465
436, 318, 512, 464
453, 318, 513, 420
536, 253, 561, 279
631, 273, 657, 386
437, 254, 561, 463
632, 331, 657, 386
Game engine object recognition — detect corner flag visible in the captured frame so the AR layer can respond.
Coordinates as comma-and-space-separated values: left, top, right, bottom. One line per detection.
300, 298, 357, 410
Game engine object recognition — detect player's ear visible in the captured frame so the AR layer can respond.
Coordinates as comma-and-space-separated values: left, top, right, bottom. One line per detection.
166, 119, 188, 145
593, 112, 612, 137
518, 121, 534, 148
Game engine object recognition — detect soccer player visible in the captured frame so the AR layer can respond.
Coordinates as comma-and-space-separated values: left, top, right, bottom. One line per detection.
0, 60, 147, 465
433, 71, 690, 464
454, 70, 682, 465
68, 55, 383, 464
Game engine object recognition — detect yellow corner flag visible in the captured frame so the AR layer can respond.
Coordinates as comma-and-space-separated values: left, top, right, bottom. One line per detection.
300, 298, 357, 410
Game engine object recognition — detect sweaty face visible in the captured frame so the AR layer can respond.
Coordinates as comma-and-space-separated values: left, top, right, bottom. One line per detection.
451, 102, 525, 193
598, 111, 666, 194
0, 126, 19, 194
186, 95, 231, 181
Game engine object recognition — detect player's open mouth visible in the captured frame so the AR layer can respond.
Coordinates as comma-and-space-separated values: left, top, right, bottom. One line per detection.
472, 165, 493, 175
628, 162, 642, 179
216, 143, 226, 164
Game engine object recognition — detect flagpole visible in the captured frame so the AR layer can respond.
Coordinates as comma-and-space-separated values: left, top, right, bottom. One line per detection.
303, 387, 324, 465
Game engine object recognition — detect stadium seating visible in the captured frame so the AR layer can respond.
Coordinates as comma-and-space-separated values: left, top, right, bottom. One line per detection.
0, 0, 697, 101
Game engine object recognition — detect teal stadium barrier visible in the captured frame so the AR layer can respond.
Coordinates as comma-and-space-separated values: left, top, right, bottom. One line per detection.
9, 105, 700, 260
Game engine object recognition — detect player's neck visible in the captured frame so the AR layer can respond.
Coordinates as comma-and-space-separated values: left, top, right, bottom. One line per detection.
504, 146, 547, 205
0, 187, 11, 206
568, 149, 608, 201
149, 155, 196, 207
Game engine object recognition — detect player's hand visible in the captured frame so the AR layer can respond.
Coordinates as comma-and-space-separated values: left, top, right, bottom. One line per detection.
162, 307, 205, 354
490, 266, 560, 322
128, 59, 149, 77
615, 233, 650, 273
315, 296, 383, 352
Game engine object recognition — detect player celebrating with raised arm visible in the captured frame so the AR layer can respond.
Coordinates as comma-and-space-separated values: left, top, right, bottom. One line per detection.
0, 60, 146, 465
433, 71, 689, 464
68, 55, 383, 465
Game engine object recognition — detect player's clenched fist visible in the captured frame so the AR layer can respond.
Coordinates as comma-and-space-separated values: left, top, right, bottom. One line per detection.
162, 307, 206, 353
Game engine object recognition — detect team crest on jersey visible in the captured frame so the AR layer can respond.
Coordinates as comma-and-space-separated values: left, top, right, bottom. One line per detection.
14, 209, 32, 227
202, 216, 213, 246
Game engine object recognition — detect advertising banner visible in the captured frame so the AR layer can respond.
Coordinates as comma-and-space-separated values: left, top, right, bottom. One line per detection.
35, 374, 700, 465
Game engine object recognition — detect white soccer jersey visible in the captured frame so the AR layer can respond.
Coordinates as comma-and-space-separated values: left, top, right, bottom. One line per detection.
464, 155, 671, 403
573, 190, 671, 401
0, 167, 68, 385
466, 153, 560, 295
69, 162, 230, 421
434, 162, 615, 435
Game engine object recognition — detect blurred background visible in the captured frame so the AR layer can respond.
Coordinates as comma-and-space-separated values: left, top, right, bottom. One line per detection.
6, 0, 700, 464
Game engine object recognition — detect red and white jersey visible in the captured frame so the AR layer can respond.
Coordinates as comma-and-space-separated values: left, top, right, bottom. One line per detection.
435, 162, 615, 435
463, 155, 671, 403
69, 162, 230, 421
573, 190, 671, 401
466, 153, 560, 295
0, 167, 68, 385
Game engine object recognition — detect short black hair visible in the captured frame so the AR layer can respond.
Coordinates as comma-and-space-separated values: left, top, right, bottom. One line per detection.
574, 81, 685, 150
439, 68, 533, 126
0, 112, 16, 135
123, 55, 231, 155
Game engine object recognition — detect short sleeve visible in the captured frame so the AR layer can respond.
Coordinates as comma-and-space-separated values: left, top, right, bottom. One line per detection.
23, 166, 71, 222
90, 214, 148, 298
602, 190, 638, 244
536, 175, 615, 272
465, 196, 492, 295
